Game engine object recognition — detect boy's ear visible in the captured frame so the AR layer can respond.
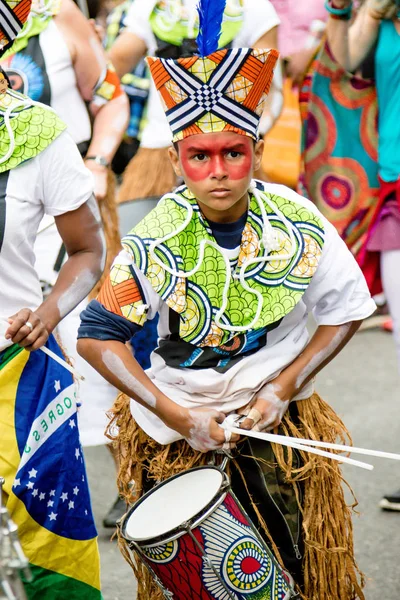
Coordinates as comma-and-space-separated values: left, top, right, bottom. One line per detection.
168, 145, 182, 177
253, 138, 265, 172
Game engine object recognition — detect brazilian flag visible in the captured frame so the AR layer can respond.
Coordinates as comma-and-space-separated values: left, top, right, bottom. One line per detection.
0, 335, 102, 599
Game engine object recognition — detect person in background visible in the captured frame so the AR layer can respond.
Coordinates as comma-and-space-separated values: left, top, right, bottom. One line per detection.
103, 0, 150, 176
0, 0, 130, 526
325, 0, 400, 510
0, 44, 105, 600
272, 0, 327, 85
261, 0, 327, 188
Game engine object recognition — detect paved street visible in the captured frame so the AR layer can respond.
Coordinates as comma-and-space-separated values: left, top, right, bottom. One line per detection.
84, 327, 400, 600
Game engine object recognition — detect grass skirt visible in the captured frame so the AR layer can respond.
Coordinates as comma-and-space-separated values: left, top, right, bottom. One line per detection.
107, 392, 365, 600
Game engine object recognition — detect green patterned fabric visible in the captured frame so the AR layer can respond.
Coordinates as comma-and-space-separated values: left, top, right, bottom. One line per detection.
1, 0, 58, 59
149, 0, 244, 48
122, 181, 325, 347
0, 90, 66, 173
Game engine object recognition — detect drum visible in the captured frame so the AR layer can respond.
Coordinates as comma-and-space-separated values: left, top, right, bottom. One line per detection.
121, 466, 298, 600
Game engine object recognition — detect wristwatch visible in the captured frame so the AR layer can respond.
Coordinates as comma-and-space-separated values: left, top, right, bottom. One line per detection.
84, 155, 109, 168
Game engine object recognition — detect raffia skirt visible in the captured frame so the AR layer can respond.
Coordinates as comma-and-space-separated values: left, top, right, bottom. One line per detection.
107, 392, 365, 600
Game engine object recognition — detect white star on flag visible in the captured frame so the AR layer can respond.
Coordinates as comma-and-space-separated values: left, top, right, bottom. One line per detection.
69, 419, 76, 429
13, 479, 20, 488
54, 380, 61, 393
39, 493, 45, 501
32, 489, 38, 497
75, 448, 80, 460
61, 493, 68, 502
82, 475, 85, 482
85, 510, 88, 516
49, 512, 57, 521
68, 501, 74, 510
50, 490, 56, 497
28, 468, 38, 479
26, 481, 34, 490
73, 486, 79, 496
47, 500, 54, 508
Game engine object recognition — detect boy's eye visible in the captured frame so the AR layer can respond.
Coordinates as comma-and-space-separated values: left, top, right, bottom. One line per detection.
193, 153, 207, 161
227, 151, 242, 158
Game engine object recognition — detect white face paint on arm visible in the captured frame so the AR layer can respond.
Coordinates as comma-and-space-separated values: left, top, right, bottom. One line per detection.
57, 268, 97, 318
295, 323, 352, 390
102, 349, 157, 408
113, 108, 129, 132
250, 382, 289, 431
186, 409, 221, 452
86, 194, 107, 271
100, 136, 119, 156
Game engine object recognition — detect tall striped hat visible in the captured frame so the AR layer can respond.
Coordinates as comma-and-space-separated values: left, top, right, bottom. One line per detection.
146, 0, 279, 142
147, 47, 279, 142
0, 0, 32, 55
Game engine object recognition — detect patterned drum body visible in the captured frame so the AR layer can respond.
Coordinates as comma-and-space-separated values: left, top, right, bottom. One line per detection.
122, 467, 294, 600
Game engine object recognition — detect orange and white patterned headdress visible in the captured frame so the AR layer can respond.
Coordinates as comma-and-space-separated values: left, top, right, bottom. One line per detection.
0, 0, 32, 55
147, 46, 279, 142
146, 0, 278, 142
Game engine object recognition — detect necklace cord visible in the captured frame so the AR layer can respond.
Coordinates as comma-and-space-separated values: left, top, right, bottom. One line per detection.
148, 181, 298, 333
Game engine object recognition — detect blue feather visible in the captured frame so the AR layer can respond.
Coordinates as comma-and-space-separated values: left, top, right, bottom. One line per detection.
196, 0, 227, 57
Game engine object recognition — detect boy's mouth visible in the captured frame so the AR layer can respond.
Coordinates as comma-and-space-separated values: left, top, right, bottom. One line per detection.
209, 188, 231, 198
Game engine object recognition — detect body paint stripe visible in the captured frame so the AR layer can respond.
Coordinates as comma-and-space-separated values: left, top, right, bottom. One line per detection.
0, 171, 9, 253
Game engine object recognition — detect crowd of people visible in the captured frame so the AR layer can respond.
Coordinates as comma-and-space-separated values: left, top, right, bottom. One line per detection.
0, 0, 398, 599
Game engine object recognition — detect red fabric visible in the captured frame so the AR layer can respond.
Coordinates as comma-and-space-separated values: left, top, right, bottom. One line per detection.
357, 178, 400, 295
149, 529, 214, 600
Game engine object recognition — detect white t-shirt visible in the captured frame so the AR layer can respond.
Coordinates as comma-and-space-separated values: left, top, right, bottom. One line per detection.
124, 0, 281, 148
0, 131, 93, 351
113, 184, 376, 444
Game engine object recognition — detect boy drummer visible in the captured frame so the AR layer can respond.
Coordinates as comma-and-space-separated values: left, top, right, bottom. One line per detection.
77, 30, 375, 600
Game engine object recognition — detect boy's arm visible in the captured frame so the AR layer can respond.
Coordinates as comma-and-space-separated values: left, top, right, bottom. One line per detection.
240, 321, 360, 431
77, 336, 184, 430
77, 317, 239, 451
240, 194, 376, 432
76, 252, 240, 451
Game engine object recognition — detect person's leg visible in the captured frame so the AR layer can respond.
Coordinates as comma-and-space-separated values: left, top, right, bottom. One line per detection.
381, 249, 400, 372
102, 443, 129, 528
379, 250, 400, 510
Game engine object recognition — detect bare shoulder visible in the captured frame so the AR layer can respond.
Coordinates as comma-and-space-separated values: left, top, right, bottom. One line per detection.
56, 0, 92, 37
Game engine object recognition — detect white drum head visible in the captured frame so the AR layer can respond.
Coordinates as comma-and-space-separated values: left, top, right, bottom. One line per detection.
125, 468, 224, 542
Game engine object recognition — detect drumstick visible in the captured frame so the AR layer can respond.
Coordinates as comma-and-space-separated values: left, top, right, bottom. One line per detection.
225, 425, 374, 470
224, 415, 400, 462
268, 435, 400, 462
224, 413, 400, 462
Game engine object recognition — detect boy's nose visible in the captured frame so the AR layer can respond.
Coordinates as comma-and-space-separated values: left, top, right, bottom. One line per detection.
210, 156, 228, 179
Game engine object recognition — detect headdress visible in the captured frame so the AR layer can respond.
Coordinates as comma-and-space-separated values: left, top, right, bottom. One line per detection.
0, 0, 32, 56
146, 0, 279, 142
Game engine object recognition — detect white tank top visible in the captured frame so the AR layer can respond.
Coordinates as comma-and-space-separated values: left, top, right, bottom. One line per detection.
39, 20, 91, 145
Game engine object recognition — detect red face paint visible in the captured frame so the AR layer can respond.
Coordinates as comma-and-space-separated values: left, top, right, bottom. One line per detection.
178, 133, 253, 182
